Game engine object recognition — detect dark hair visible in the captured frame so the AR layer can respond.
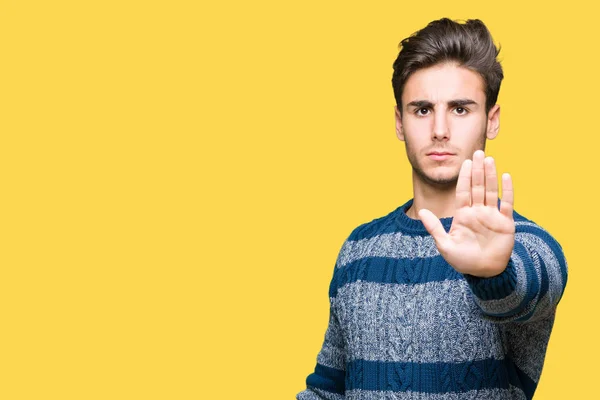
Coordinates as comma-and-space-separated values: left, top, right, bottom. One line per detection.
392, 18, 503, 115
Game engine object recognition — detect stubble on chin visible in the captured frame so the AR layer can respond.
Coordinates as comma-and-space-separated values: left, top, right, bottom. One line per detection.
413, 165, 458, 187
407, 150, 459, 188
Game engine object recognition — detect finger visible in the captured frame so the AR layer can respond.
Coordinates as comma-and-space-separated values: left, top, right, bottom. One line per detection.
455, 159, 472, 209
500, 173, 514, 218
418, 208, 449, 250
471, 150, 485, 205
484, 156, 498, 208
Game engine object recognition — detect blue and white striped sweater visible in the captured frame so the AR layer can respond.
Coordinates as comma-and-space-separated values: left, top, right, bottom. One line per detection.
298, 198, 568, 400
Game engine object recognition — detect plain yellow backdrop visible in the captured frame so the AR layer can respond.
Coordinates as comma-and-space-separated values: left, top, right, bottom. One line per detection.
0, 0, 594, 399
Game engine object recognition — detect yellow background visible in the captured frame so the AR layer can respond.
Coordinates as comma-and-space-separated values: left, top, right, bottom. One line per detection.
0, 1, 594, 398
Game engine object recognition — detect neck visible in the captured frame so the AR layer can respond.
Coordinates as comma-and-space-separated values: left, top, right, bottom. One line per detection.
406, 173, 457, 220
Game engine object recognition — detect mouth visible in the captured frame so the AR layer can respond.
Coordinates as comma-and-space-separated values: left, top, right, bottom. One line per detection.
427, 152, 454, 161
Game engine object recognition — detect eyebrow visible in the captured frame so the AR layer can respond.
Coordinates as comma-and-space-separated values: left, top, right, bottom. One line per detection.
406, 99, 479, 109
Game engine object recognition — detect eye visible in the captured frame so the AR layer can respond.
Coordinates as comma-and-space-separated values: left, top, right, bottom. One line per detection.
416, 107, 430, 116
454, 107, 468, 115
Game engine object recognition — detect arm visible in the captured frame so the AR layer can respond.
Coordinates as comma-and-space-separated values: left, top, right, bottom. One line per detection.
418, 150, 568, 323
297, 266, 346, 399
463, 222, 568, 323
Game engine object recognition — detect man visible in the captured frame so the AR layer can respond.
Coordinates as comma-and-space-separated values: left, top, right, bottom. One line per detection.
296, 18, 568, 400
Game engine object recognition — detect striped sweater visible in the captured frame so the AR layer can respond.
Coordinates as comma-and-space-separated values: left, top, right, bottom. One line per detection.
297, 198, 568, 400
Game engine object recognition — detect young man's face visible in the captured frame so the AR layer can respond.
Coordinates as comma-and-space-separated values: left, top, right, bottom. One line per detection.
395, 62, 500, 187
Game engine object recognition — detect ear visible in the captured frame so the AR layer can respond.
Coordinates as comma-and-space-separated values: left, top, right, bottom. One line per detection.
486, 104, 500, 140
395, 105, 405, 141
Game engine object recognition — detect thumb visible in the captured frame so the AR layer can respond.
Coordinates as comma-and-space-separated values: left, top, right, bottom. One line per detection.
418, 208, 448, 248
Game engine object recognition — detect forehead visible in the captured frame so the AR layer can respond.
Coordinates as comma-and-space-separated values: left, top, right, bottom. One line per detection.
402, 62, 486, 105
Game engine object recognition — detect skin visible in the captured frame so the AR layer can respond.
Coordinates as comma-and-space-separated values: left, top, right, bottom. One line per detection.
394, 61, 515, 278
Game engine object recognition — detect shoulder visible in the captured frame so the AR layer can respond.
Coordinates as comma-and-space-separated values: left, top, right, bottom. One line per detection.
346, 206, 401, 242
512, 208, 565, 253
330, 207, 403, 272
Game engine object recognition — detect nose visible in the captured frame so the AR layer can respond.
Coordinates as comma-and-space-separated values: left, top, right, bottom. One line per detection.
432, 110, 449, 140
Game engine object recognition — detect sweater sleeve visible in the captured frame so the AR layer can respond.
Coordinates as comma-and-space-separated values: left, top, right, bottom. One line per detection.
296, 265, 346, 399
463, 221, 568, 323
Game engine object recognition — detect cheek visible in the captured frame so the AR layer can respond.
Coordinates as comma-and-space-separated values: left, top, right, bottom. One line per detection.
449, 115, 480, 129
404, 117, 429, 132
449, 117, 487, 139
403, 119, 431, 143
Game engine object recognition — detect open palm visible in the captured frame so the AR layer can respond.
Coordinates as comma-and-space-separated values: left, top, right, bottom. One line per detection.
419, 150, 515, 278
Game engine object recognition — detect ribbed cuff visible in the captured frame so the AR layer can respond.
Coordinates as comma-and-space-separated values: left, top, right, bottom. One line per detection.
463, 257, 518, 301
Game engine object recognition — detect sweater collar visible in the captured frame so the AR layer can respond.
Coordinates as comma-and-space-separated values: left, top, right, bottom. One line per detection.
394, 198, 454, 234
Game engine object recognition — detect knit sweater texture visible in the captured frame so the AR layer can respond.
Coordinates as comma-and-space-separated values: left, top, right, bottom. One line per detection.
297, 198, 568, 400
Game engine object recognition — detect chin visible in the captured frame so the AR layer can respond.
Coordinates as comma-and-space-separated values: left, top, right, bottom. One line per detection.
409, 157, 460, 186
417, 169, 459, 186
432, 177, 459, 186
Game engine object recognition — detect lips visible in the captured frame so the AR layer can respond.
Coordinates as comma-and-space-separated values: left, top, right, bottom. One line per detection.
428, 152, 454, 161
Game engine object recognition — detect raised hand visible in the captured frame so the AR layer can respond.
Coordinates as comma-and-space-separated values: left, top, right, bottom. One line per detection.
418, 150, 515, 278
